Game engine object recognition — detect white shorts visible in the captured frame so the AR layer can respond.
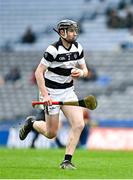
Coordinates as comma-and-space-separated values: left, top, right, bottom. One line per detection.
39, 87, 78, 115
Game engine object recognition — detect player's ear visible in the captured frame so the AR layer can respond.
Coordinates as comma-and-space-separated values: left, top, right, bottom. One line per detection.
60, 29, 65, 36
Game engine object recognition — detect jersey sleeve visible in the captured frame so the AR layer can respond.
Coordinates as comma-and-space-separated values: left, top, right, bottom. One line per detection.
77, 43, 86, 65
40, 45, 57, 67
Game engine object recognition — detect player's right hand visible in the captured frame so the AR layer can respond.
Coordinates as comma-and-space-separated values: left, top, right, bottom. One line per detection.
41, 94, 52, 106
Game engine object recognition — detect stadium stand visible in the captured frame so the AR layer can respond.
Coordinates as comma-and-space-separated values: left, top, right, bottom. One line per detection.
1, 0, 133, 51
0, 50, 133, 122
1, 0, 133, 127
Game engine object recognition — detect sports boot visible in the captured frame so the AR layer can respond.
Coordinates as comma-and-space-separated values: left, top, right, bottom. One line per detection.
60, 160, 76, 170
19, 116, 35, 140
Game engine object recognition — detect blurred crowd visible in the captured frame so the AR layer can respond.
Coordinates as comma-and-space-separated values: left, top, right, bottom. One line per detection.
1, 0, 133, 51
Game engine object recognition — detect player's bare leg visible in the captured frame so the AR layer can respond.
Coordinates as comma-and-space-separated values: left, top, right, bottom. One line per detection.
19, 114, 59, 140
60, 106, 84, 169
33, 114, 59, 139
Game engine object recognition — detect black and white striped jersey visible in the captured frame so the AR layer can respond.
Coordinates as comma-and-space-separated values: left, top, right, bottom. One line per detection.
40, 38, 85, 89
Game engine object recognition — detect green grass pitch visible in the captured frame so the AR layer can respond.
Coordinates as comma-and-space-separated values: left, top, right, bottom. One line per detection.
0, 148, 133, 179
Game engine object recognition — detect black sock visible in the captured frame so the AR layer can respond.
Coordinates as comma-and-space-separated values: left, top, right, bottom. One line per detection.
64, 154, 72, 162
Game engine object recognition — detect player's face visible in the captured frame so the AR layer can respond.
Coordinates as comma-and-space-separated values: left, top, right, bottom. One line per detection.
66, 26, 78, 43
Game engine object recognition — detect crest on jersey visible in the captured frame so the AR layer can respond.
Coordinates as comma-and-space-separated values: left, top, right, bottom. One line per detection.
74, 53, 78, 59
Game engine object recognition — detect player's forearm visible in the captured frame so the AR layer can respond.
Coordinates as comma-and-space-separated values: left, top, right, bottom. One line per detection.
82, 67, 88, 77
78, 63, 89, 78
79, 67, 88, 77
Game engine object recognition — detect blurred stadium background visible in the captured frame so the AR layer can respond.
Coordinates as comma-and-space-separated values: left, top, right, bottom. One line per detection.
1, 0, 133, 150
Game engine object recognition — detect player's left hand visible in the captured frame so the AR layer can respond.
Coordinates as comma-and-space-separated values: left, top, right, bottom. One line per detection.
71, 68, 84, 78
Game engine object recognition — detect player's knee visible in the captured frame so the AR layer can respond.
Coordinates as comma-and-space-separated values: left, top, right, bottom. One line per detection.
47, 131, 57, 139
75, 121, 85, 132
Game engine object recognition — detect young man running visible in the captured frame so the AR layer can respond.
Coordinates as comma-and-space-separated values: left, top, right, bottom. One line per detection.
19, 19, 96, 169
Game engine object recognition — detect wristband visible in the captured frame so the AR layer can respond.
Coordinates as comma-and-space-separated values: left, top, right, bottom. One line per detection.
79, 69, 84, 77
